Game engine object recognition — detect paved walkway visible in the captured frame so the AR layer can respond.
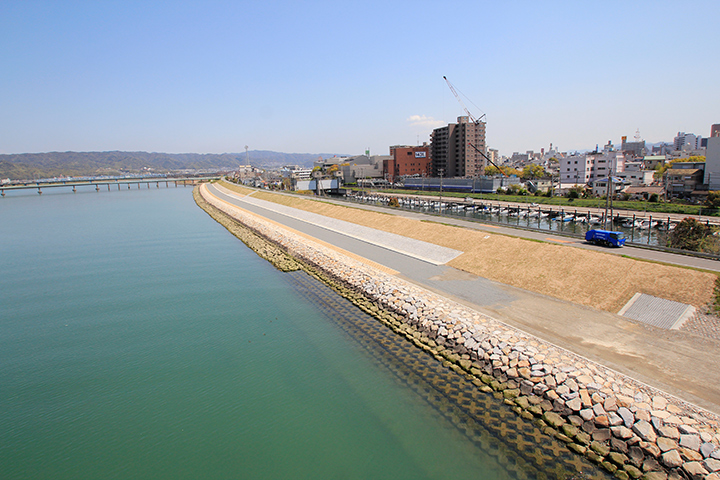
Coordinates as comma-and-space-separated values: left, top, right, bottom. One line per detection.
219, 189, 462, 265
207, 184, 720, 415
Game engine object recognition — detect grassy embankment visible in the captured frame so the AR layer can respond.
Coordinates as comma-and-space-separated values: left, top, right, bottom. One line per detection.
217, 180, 718, 314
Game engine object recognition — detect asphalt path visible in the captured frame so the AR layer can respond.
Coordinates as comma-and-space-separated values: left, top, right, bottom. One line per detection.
206, 183, 720, 414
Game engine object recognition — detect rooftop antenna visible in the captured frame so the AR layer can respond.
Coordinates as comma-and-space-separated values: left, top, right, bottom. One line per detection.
634, 129, 642, 142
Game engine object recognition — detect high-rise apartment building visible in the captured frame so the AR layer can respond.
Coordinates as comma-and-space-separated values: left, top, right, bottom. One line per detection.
674, 132, 700, 151
430, 116, 486, 177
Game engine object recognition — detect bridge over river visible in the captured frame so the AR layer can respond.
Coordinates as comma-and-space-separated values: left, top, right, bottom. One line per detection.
1, 176, 220, 196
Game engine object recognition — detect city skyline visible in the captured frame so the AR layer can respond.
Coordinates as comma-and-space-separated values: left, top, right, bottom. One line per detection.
1, 1, 718, 157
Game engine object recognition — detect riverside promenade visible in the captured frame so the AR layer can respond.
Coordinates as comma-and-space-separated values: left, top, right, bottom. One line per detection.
200, 182, 720, 479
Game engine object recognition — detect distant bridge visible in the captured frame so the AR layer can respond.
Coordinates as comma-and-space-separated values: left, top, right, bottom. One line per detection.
1, 176, 221, 196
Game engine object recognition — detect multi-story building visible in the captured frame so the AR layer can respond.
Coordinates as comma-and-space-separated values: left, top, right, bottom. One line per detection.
621, 136, 646, 158
335, 155, 391, 185
666, 167, 704, 198
488, 149, 499, 166
559, 151, 625, 185
704, 136, 720, 190
430, 116, 486, 178
674, 132, 701, 151
384, 145, 431, 182
615, 169, 655, 186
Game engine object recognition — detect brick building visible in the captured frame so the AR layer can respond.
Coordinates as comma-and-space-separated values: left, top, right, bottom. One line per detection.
384, 145, 431, 182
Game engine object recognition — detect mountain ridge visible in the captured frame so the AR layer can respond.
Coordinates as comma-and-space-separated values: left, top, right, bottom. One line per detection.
0, 150, 346, 180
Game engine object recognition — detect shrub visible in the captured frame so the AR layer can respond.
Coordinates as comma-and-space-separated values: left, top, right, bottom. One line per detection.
668, 217, 720, 253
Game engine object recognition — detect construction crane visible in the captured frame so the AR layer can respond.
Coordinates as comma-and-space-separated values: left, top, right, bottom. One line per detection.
443, 76, 486, 125
466, 141, 507, 177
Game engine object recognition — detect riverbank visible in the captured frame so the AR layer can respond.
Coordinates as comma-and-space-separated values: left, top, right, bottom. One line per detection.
196, 184, 720, 480
216, 181, 717, 315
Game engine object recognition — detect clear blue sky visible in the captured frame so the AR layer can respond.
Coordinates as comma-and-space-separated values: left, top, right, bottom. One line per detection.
2, 0, 718, 157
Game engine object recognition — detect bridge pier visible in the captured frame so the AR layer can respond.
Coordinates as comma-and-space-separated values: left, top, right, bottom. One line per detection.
73, 186, 76, 193
38, 187, 42, 195
107, 184, 110, 191
1, 189, 4, 197
96, 185, 100, 192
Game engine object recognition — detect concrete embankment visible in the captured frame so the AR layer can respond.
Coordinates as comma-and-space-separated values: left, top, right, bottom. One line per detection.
196, 184, 720, 480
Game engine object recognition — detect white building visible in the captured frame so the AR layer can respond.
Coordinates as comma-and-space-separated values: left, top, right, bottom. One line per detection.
559, 151, 625, 185
704, 136, 720, 190
674, 132, 701, 151
281, 165, 313, 179
615, 169, 655, 186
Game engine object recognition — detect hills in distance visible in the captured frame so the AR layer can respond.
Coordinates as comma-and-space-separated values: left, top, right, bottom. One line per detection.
0, 150, 342, 181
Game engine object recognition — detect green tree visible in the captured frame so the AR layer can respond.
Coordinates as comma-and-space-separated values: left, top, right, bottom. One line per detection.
566, 187, 582, 199
668, 217, 720, 253
521, 164, 546, 180
485, 166, 501, 176
705, 191, 720, 208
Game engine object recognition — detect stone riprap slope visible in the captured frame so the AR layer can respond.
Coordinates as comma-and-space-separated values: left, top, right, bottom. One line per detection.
199, 184, 720, 480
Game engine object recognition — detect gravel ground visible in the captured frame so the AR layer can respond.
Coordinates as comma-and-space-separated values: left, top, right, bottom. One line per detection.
682, 312, 720, 341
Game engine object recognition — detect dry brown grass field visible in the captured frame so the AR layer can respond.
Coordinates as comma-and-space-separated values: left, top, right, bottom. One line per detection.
219, 181, 717, 313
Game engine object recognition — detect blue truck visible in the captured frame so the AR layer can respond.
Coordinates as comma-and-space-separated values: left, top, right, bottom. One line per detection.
585, 229, 626, 247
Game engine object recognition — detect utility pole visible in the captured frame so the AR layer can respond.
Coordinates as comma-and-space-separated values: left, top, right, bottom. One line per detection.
604, 170, 614, 230
439, 168, 445, 215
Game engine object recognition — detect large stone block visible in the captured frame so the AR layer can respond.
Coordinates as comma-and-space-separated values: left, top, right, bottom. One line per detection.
661, 449, 683, 468
617, 407, 635, 428
542, 411, 565, 429
679, 434, 701, 452
657, 437, 678, 452
593, 428, 612, 442
682, 461, 709, 480
633, 420, 657, 443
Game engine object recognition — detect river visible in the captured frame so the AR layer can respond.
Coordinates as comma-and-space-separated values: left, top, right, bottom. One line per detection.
0, 186, 608, 479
